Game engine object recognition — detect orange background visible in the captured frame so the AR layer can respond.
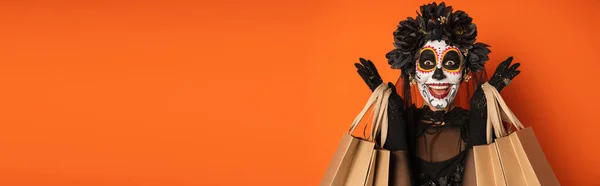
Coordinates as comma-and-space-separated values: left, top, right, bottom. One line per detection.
0, 0, 598, 185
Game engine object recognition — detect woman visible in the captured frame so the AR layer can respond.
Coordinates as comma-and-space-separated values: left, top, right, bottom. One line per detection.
354, 2, 521, 186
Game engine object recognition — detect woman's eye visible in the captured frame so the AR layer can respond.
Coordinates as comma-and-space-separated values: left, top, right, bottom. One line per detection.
418, 50, 436, 70
442, 50, 461, 70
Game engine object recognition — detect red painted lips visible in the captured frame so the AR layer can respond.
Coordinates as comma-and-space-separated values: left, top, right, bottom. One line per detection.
427, 83, 452, 99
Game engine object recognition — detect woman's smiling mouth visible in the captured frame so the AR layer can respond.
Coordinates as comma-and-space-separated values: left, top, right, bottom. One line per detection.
427, 83, 452, 99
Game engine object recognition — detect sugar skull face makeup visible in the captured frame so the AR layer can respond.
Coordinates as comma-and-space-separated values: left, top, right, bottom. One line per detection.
415, 40, 464, 110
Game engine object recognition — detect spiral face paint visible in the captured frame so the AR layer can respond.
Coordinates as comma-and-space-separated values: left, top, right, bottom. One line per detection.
415, 40, 464, 110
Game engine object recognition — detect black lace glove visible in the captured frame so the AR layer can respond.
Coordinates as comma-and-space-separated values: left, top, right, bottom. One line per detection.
467, 86, 488, 147
488, 56, 521, 92
354, 59, 407, 151
354, 58, 383, 92
382, 82, 408, 151
468, 57, 522, 147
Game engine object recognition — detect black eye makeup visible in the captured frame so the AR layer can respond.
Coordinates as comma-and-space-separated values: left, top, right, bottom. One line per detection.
442, 50, 461, 71
418, 49, 436, 71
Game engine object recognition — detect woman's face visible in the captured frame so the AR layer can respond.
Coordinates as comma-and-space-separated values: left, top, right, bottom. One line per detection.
415, 40, 464, 110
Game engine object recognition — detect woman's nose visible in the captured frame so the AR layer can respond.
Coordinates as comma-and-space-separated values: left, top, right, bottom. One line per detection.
432, 68, 446, 80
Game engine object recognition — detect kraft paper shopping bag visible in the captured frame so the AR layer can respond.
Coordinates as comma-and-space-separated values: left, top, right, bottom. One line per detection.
471, 83, 508, 186
321, 83, 390, 186
478, 83, 560, 186
483, 83, 560, 186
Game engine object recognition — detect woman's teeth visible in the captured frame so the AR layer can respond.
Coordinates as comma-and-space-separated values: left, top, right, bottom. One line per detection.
427, 84, 452, 98
429, 85, 449, 89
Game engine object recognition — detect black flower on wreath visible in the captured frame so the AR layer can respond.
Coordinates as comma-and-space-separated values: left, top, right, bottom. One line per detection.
417, 2, 453, 41
387, 17, 424, 77
443, 10, 477, 50
466, 42, 491, 71
386, 49, 419, 78
394, 17, 425, 53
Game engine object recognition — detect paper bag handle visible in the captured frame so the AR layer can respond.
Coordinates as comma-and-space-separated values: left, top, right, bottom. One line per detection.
349, 83, 388, 137
487, 84, 525, 131
482, 83, 525, 143
367, 85, 386, 142
372, 87, 392, 147
482, 83, 506, 144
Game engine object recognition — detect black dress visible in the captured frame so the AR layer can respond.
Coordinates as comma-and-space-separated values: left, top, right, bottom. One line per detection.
378, 81, 490, 186
382, 85, 489, 186
410, 106, 470, 186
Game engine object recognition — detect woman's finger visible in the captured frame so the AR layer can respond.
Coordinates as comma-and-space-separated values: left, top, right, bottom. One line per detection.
498, 56, 513, 70
508, 70, 521, 79
357, 69, 371, 85
355, 63, 367, 72
359, 58, 369, 67
366, 59, 380, 76
507, 62, 520, 73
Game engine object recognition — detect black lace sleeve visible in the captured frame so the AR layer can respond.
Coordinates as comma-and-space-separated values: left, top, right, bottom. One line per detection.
467, 84, 489, 148
380, 83, 408, 151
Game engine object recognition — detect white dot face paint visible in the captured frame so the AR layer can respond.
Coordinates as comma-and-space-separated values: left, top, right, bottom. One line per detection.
414, 40, 464, 110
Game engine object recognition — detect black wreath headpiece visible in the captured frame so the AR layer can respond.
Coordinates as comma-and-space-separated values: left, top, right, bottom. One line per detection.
385, 2, 491, 78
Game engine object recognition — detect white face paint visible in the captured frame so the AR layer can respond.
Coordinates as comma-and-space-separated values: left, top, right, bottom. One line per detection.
414, 40, 464, 110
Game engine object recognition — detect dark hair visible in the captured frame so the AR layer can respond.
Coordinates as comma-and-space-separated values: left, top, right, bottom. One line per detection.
385, 2, 491, 78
